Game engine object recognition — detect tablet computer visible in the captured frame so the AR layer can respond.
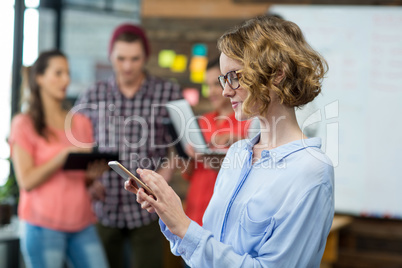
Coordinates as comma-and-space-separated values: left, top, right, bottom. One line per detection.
166, 99, 227, 156
63, 152, 119, 170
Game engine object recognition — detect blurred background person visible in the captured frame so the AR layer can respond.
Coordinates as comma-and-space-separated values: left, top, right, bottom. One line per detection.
9, 50, 108, 268
75, 24, 182, 268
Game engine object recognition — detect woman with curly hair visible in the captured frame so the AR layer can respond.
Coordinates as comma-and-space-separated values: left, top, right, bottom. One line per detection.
127, 15, 334, 267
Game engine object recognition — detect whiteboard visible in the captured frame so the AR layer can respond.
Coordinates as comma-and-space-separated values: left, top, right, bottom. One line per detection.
270, 5, 402, 219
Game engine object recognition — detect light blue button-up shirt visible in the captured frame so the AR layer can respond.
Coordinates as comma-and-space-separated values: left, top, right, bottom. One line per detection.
160, 135, 334, 268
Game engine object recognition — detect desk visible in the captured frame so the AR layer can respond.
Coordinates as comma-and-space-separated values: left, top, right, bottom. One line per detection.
321, 215, 353, 268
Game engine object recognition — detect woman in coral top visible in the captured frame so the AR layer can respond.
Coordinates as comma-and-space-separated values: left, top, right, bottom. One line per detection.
9, 50, 108, 268
183, 58, 250, 226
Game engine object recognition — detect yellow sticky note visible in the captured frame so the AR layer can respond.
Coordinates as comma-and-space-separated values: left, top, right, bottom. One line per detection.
170, 55, 188, 73
190, 70, 205, 83
158, 50, 176, 68
190, 56, 208, 72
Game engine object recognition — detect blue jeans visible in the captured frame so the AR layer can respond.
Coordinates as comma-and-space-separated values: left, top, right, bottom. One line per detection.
20, 221, 108, 268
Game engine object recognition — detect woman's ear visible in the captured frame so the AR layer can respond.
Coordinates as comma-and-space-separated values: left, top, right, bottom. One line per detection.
273, 68, 285, 86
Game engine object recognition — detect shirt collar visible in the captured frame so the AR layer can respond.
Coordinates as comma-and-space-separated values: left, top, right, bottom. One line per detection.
245, 132, 261, 151
244, 133, 322, 163
109, 72, 151, 98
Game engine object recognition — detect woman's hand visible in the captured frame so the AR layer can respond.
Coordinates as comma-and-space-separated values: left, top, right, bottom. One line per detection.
124, 177, 140, 195
125, 168, 191, 239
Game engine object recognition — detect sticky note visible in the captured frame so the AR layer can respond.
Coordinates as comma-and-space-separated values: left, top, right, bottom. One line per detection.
201, 84, 209, 98
192, 43, 208, 57
190, 70, 205, 83
158, 50, 176, 68
170, 55, 188, 73
190, 56, 208, 72
182, 88, 200, 106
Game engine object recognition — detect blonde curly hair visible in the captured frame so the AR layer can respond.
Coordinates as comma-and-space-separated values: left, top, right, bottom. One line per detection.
218, 15, 328, 116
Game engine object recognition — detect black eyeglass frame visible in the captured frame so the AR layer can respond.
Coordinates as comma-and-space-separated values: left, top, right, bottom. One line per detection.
218, 70, 243, 90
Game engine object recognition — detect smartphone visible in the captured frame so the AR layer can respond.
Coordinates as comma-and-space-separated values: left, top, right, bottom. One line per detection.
108, 161, 155, 196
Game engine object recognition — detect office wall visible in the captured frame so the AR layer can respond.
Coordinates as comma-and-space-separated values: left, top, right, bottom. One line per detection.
38, 7, 140, 98
270, 5, 402, 219
142, 0, 271, 19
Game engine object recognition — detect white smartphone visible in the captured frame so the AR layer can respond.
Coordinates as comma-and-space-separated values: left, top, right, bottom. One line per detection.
108, 161, 155, 196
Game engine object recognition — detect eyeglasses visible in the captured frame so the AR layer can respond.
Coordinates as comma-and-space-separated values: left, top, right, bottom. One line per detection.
218, 70, 242, 90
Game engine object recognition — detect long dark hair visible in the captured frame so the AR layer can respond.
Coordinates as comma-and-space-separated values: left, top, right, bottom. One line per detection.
27, 50, 66, 139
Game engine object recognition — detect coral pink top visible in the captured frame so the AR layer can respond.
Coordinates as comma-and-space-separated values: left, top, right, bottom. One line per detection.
9, 113, 97, 232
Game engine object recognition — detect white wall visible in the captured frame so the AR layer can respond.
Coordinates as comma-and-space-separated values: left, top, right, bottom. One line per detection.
271, 5, 402, 219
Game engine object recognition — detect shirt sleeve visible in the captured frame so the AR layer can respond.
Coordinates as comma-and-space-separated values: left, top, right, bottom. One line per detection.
9, 115, 36, 157
160, 180, 334, 268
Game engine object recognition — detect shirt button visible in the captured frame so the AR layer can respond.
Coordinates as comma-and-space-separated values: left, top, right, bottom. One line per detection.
262, 151, 270, 158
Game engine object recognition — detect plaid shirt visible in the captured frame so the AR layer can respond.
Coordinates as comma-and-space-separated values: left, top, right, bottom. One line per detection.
75, 74, 182, 229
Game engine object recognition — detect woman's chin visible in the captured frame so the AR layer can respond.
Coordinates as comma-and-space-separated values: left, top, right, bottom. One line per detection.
234, 112, 246, 121
54, 94, 66, 102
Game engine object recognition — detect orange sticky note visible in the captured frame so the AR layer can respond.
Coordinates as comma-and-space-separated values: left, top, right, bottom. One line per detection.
190, 56, 208, 72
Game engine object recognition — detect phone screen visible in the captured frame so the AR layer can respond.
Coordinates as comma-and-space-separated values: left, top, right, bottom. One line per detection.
108, 161, 155, 196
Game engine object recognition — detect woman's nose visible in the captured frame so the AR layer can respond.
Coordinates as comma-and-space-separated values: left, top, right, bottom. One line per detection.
222, 82, 235, 98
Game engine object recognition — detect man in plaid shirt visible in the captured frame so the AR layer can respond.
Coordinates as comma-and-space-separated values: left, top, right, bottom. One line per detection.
75, 24, 182, 268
